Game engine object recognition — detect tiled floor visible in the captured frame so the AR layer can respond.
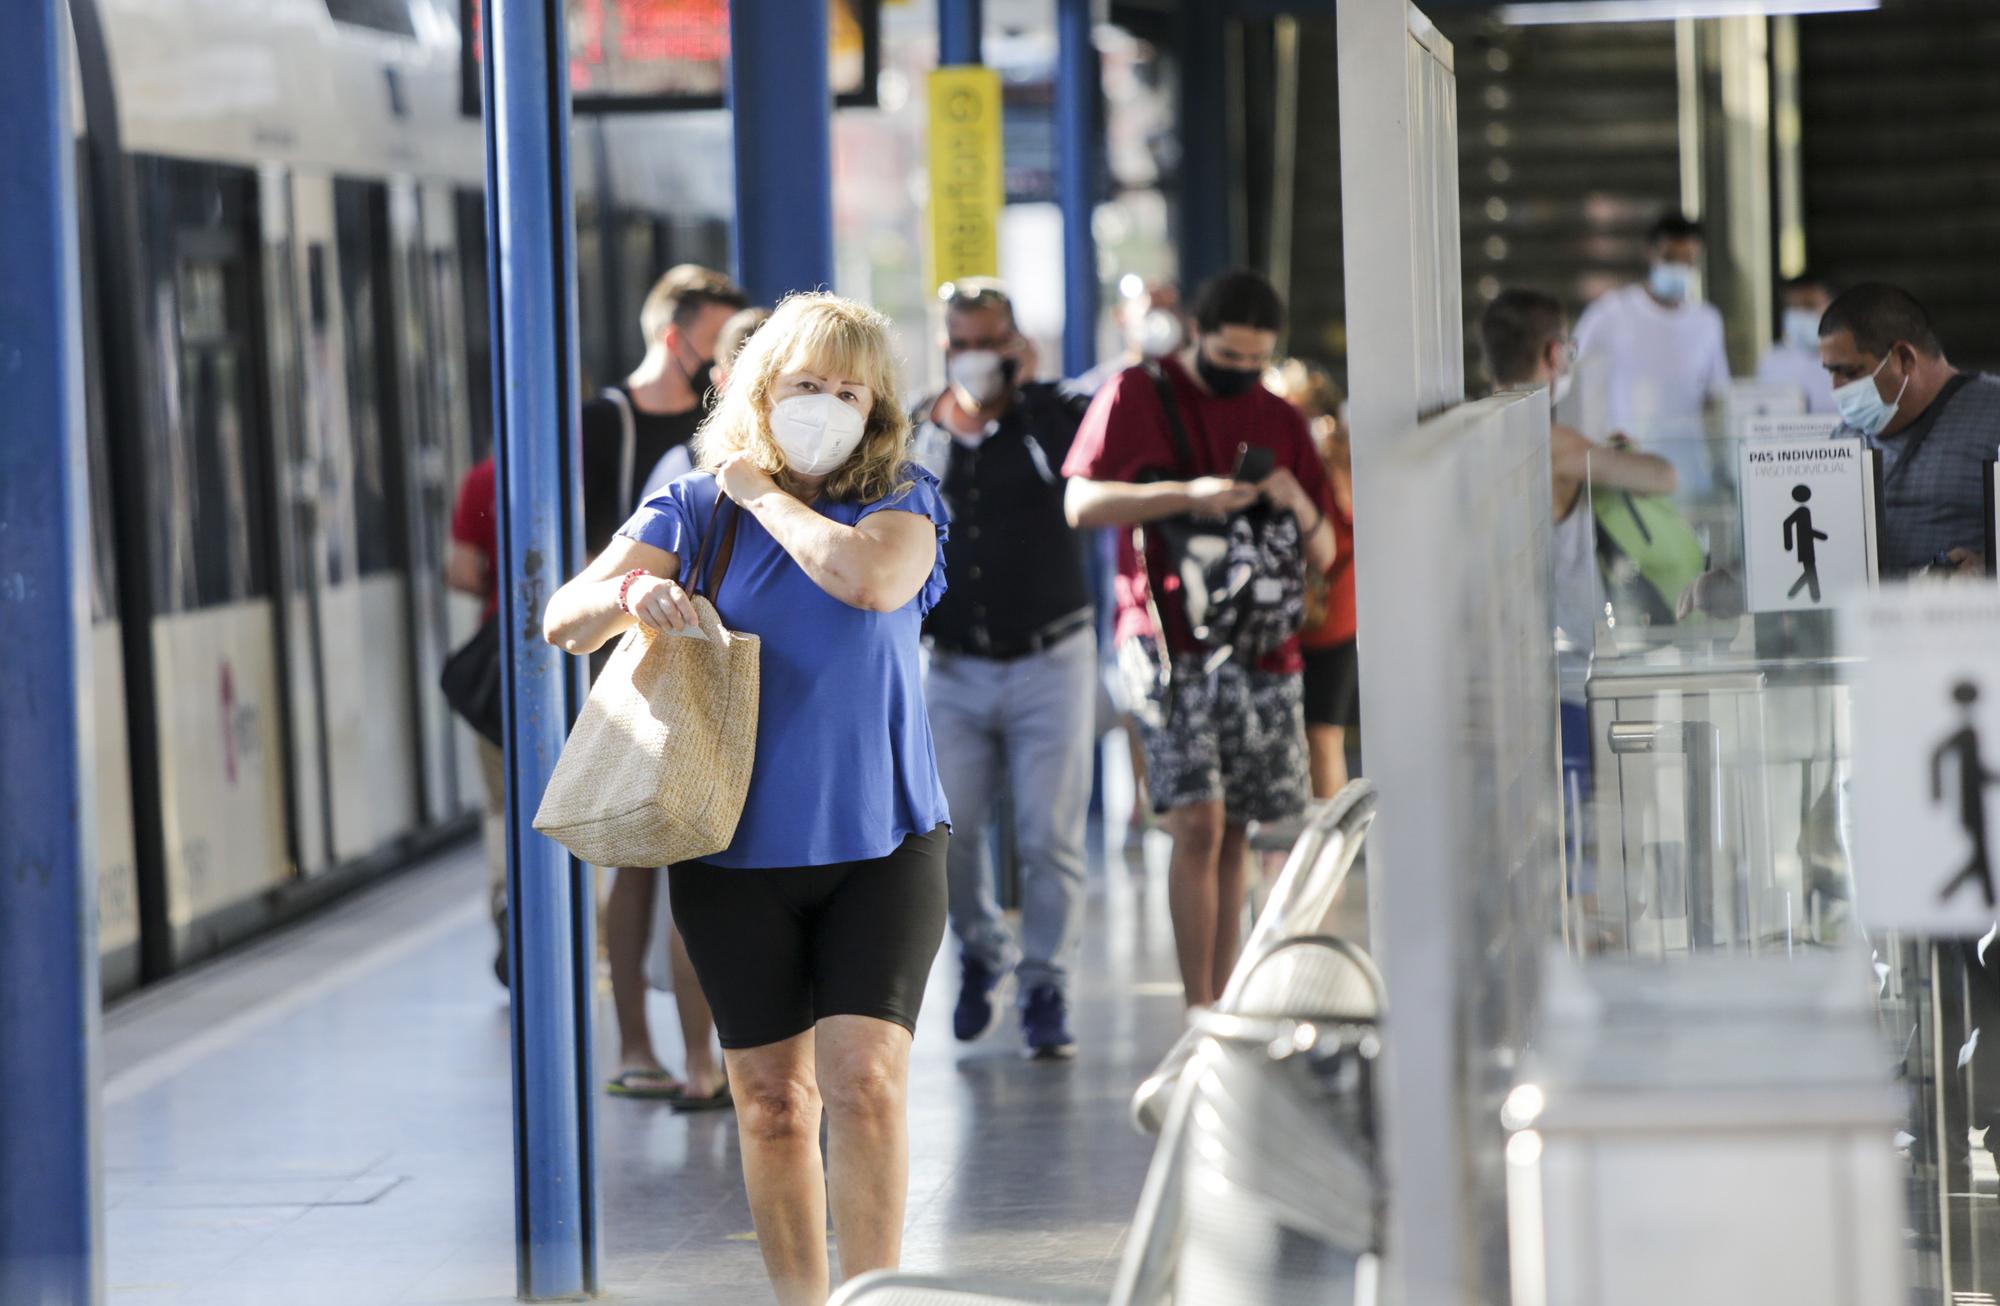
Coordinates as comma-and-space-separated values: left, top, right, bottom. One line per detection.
102, 817, 1186, 1305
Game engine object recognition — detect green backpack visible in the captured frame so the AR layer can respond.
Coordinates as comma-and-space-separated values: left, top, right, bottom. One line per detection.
1593, 491, 1705, 623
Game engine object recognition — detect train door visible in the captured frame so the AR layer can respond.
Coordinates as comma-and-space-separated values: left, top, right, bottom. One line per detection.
301, 173, 426, 867
258, 168, 335, 878
134, 158, 293, 946
390, 180, 471, 823
264, 171, 428, 876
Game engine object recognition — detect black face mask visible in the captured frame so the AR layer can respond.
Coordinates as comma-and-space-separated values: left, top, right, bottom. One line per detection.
1197, 350, 1260, 399
672, 337, 716, 398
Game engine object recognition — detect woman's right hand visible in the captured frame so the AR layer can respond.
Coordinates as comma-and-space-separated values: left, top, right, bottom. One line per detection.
626, 575, 702, 634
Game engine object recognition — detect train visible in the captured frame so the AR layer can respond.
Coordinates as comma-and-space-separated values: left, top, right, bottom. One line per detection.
70, 0, 731, 996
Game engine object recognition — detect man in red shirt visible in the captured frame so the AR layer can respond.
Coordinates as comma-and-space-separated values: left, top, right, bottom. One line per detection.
1063, 270, 1338, 1008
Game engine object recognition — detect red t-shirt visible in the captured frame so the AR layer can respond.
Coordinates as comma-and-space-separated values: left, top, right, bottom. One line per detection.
1062, 357, 1335, 675
449, 456, 499, 621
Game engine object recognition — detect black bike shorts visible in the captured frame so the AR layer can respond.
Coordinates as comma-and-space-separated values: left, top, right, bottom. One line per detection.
667, 825, 949, 1050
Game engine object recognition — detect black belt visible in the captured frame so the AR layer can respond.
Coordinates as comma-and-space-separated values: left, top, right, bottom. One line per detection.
929, 610, 1093, 662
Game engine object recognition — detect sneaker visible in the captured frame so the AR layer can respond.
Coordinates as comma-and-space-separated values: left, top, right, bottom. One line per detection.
1021, 984, 1076, 1061
954, 956, 1009, 1042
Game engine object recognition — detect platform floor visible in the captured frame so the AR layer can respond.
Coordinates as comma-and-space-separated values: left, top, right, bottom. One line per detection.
102, 820, 1186, 1305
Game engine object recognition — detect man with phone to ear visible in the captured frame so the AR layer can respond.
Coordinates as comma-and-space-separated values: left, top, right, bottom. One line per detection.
1062, 269, 1337, 1011
915, 280, 1100, 1059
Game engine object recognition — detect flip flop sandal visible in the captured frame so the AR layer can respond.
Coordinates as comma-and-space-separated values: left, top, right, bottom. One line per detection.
667, 1082, 734, 1113
605, 1069, 685, 1100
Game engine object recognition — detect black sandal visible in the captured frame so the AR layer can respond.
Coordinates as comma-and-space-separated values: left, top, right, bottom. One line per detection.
667, 1082, 733, 1113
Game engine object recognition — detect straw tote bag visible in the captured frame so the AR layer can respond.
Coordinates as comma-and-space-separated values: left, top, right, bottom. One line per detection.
533, 495, 760, 868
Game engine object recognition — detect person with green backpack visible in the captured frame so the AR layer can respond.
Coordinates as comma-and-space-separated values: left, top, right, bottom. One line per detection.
1480, 289, 1681, 803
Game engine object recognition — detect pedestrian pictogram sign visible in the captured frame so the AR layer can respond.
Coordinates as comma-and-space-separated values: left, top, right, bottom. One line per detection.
1738, 437, 1876, 614
1844, 585, 2000, 934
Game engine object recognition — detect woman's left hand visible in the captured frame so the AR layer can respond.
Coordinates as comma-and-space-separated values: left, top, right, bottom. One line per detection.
716, 453, 779, 506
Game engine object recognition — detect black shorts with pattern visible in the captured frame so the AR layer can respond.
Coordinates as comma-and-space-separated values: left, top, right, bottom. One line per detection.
1119, 637, 1311, 823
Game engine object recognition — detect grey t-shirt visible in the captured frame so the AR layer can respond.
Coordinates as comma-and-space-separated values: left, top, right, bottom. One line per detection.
1851, 372, 2000, 575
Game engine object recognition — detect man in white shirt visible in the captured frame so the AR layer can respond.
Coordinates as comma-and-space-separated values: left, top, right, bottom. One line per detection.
1573, 211, 1732, 436
1755, 272, 1837, 414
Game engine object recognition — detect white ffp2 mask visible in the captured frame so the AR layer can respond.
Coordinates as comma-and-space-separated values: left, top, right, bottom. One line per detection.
769, 393, 868, 476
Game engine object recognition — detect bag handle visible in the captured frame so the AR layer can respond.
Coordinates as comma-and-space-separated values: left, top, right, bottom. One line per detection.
604, 386, 638, 509
1143, 362, 1205, 479
686, 487, 743, 604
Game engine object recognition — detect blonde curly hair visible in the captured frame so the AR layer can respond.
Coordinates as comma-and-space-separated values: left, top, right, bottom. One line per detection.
693, 292, 912, 504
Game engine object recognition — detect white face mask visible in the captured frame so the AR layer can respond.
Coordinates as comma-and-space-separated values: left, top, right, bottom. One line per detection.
1648, 261, 1696, 306
768, 393, 868, 476
1783, 307, 1822, 354
1832, 352, 1909, 439
1551, 370, 1575, 407
947, 350, 1009, 406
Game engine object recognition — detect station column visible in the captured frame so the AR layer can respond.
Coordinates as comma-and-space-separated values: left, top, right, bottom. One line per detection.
939, 0, 982, 65
1056, 0, 1101, 377
0, 3, 102, 1304
729, 0, 836, 300
480, 0, 600, 1298
1176, 2, 1233, 292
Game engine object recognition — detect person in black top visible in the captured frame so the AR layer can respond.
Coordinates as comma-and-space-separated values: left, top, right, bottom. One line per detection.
580, 264, 749, 555
588, 263, 746, 1111
914, 279, 1096, 1059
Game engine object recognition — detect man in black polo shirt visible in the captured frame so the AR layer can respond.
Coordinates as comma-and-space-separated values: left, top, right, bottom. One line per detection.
916, 280, 1095, 1059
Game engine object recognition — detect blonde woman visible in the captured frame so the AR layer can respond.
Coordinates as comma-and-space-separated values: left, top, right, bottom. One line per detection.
542, 293, 951, 1305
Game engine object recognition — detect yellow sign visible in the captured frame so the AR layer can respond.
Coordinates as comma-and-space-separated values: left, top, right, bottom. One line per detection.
926, 66, 1004, 292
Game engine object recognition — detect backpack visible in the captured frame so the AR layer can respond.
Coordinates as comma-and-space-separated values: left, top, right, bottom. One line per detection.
1593, 489, 1705, 624
1137, 364, 1307, 667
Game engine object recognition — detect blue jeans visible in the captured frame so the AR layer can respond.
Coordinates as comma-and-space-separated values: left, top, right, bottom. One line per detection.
1560, 701, 1594, 892
926, 628, 1097, 996
1559, 701, 1592, 798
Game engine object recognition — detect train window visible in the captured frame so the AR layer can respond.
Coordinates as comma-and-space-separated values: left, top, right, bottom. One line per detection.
454, 189, 494, 459
325, 0, 416, 38
137, 158, 273, 614
333, 180, 405, 576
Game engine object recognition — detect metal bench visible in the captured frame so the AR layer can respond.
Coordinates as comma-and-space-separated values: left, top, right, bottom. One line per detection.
832, 936, 1384, 1306
1130, 779, 1378, 1134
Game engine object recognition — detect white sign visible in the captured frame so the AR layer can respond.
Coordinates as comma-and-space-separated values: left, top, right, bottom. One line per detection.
1844, 585, 2000, 934
1737, 437, 1874, 613
1744, 414, 1841, 442
1723, 380, 1806, 436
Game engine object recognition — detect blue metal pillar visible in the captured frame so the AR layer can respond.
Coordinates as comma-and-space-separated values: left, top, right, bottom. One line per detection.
1056, 0, 1100, 378
480, 0, 599, 1298
729, 0, 835, 301
938, 0, 983, 65
1177, 1, 1233, 291
0, 3, 101, 1304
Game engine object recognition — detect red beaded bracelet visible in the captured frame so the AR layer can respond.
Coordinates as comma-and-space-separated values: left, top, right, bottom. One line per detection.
615, 568, 650, 615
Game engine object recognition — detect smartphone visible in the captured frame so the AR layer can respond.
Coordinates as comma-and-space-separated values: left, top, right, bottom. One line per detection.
1231, 443, 1275, 483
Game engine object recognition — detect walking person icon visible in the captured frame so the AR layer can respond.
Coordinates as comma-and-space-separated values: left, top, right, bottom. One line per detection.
1782, 484, 1830, 602
1935, 681, 1998, 908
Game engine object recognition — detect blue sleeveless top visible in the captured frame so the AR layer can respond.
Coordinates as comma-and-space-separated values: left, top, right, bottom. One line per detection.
616, 467, 952, 869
